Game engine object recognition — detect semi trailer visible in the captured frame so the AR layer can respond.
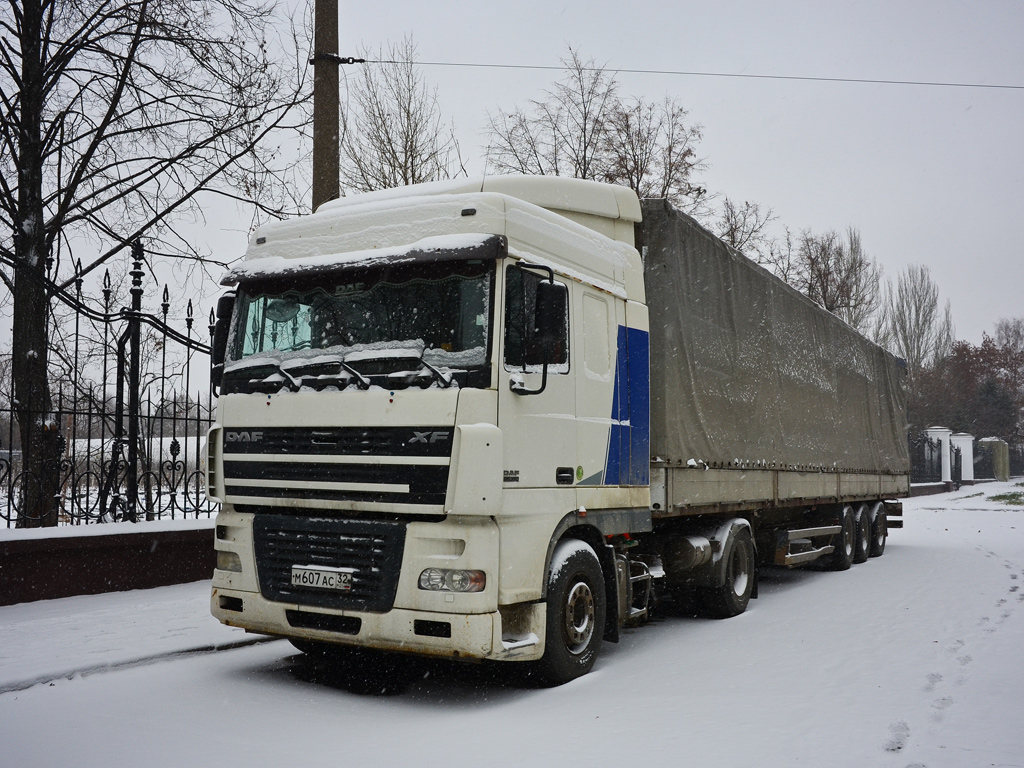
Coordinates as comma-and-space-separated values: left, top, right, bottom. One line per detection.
207, 175, 908, 684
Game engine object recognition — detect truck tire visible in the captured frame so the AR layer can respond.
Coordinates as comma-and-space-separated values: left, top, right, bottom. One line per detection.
536, 539, 606, 686
825, 505, 856, 571
869, 503, 887, 557
701, 525, 755, 619
853, 503, 871, 564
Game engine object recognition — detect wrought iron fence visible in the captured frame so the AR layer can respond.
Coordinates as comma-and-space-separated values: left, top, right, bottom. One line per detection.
1, 243, 216, 527
909, 432, 942, 484
975, 440, 996, 480
1011, 444, 1024, 478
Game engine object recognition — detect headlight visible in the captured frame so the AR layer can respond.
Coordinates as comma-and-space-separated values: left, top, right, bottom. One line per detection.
418, 568, 485, 593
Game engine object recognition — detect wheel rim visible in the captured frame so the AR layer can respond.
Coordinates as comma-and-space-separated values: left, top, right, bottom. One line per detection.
843, 511, 855, 556
563, 580, 595, 654
729, 543, 751, 597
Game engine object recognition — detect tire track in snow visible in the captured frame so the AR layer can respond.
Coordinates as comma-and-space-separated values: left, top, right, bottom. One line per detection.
0, 636, 282, 694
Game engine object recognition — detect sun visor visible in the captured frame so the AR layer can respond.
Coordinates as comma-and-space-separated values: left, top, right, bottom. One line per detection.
221, 233, 506, 287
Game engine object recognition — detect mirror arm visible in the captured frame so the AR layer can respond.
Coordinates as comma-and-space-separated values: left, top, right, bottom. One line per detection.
510, 361, 548, 396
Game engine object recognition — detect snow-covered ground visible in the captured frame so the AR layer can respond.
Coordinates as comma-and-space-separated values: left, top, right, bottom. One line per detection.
2, 482, 1023, 767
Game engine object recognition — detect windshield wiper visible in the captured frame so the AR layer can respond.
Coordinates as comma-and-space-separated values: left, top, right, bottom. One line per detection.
337, 359, 372, 390
343, 349, 456, 389
278, 357, 370, 391
416, 359, 453, 388
268, 351, 455, 392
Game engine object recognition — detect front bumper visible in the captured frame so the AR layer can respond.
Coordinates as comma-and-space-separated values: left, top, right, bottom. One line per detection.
211, 586, 544, 661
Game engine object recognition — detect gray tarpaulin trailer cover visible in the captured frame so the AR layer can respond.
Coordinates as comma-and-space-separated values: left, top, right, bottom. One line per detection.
640, 199, 909, 481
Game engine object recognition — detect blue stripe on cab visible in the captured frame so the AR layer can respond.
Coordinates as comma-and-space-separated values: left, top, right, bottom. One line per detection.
627, 326, 651, 485
605, 326, 650, 486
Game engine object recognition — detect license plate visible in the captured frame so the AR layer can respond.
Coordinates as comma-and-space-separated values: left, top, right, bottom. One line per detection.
290, 565, 354, 591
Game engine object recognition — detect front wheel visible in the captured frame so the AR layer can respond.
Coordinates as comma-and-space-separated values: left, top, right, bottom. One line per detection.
535, 539, 607, 686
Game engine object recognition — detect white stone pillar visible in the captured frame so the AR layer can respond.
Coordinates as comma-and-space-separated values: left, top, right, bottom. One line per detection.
925, 426, 953, 483
951, 433, 975, 483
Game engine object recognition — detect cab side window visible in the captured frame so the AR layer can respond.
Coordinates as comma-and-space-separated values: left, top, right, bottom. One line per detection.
504, 266, 569, 370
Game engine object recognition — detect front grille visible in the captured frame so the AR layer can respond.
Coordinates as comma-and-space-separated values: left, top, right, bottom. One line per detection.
224, 461, 448, 505
222, 426, 453, 507
223, 427, 453, 457
253, 514, 406, 613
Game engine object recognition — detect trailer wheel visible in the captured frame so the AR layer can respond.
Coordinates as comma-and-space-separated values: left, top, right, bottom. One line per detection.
701, 525, 755, 619
535, 539, 606, 686
825, 505, 856, 571
869, 503, 887, 557
853, 503, 871, 564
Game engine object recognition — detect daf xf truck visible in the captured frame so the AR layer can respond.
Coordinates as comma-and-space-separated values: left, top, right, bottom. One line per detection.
208, 175, 908, 684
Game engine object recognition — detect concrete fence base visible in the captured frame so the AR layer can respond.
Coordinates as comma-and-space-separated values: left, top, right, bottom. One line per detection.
0, 527, 215, 606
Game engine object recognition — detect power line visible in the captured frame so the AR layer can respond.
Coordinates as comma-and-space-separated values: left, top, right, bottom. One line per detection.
363, 58, 1024, 92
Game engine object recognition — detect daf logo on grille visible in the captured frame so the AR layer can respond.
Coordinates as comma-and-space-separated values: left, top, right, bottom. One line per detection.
226, 430, 263, 443
409, 431, 450, 444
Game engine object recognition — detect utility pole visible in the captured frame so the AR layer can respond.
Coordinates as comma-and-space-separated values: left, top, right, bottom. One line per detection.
311, 0, 340, 211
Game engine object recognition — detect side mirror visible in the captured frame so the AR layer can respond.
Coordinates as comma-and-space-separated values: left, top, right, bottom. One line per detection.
535, 280, 568, 353
509, 266, 567, 397
210, 292, 235, 391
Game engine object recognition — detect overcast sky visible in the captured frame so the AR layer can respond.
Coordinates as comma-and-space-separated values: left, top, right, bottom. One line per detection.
294, 0, 1022, 344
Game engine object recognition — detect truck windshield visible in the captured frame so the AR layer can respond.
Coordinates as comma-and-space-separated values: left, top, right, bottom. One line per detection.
226, 259, 493, 392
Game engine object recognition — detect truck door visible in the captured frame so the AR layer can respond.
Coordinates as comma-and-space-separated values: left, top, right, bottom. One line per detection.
575, 289, 619, 487
498, 264, 576, 490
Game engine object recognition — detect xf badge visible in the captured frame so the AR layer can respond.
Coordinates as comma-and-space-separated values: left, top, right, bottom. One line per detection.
409, 431, 450, 444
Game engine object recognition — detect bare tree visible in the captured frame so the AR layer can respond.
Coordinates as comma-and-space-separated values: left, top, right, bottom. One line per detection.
747, 225, 803, 286
712, 198, 885, 337
879, 264, 954, 384
545, 48, 618, 181
603, 96, 707, 214
715, 198, 776, 257
486, 48, 617, 181
995, 317, 1024, 357
994, 316, 1024, 430
486, 48, 707, 214
0, 0, 309, 526
794, 227, 883, 335
339, 36, 464, 194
